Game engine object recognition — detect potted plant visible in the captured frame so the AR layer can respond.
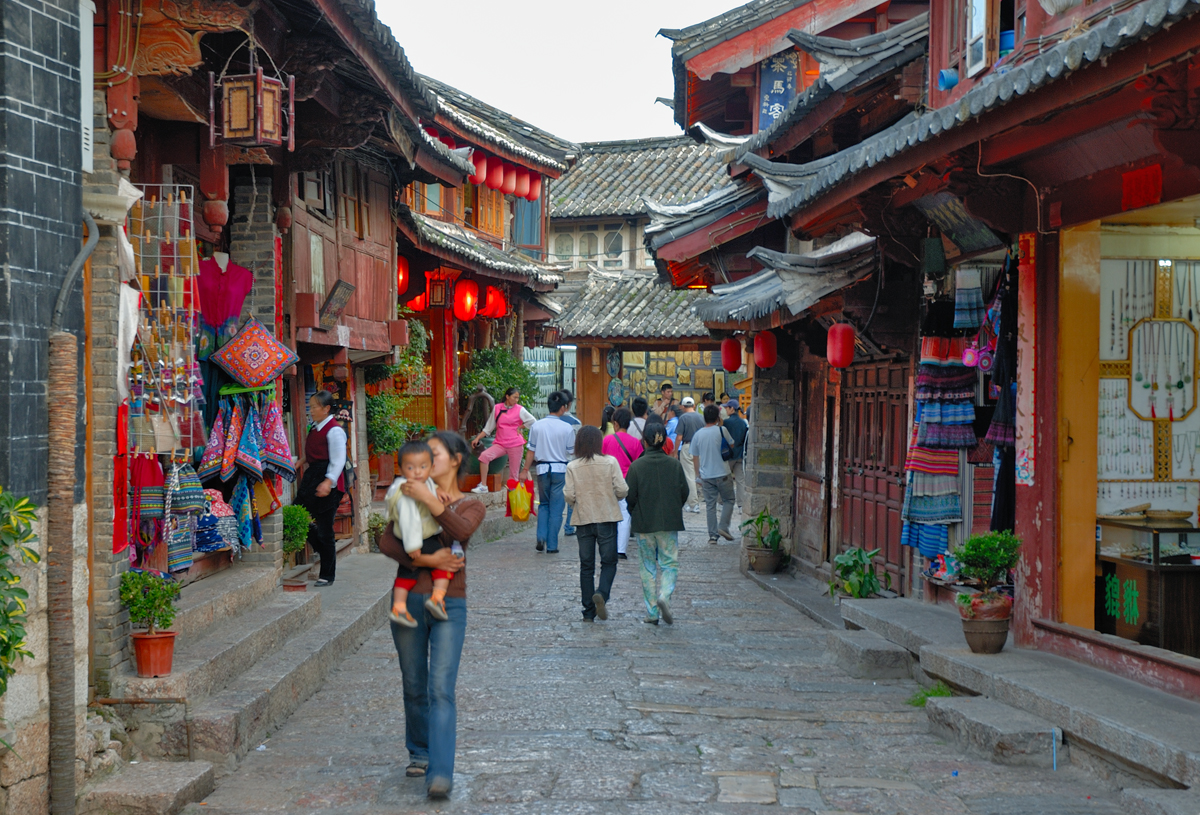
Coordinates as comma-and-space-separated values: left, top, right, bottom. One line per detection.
367, 512, 388, 553
953, 530, 1021, 654
119, 570, 181, 678
282, 504, 312, 569
739, 506, 784, 574
829, 547, 888, 601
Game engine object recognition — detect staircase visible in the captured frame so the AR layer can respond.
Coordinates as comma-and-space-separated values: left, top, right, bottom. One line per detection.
78, 551, 391, 813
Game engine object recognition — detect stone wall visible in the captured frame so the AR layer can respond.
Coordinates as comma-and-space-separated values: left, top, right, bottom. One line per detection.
229, 181, 283, 571
744, 341, 795, 547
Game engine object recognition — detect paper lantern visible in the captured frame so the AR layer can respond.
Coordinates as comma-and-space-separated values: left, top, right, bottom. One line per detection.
469, 152, 488, 185
526, 174, 542, 202
481, 285, 505, 318
754, 331, 778, 369
453, 280, 479, 321
407, 293, 427, 312
486, 159, 504, 190
721, 337, 742, 372
424, 126, 438, 139
827, 323, 855, 368
514, 167, 531, 198
501, 163, 517, 195
439, 134, 456, 149
397, 258, 411, 301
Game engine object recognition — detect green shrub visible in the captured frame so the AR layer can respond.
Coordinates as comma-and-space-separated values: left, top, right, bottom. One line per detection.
366, 392, 434, 454
459, 347, 539, 414
282, 505, 312, 556
0, 488, 40, 697
119, 571, 180, 635
739, 506, 783, 551
955, 530, 1021, 597
829, 547, 889, 598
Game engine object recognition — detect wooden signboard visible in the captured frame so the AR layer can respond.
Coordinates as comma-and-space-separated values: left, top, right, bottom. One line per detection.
318, 279, 356, 330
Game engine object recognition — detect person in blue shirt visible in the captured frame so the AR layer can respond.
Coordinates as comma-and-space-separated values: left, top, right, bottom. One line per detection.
557, 390, 582, 536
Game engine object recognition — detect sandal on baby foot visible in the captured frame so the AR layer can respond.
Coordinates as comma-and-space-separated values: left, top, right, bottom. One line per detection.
389, 608, 418, 628
425, 597, 449, 621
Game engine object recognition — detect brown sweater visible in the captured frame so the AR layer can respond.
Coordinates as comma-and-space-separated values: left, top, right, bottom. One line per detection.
378, 497, 485, 598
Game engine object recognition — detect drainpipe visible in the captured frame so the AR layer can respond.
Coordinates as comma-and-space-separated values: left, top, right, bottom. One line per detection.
48, 209, 98, 815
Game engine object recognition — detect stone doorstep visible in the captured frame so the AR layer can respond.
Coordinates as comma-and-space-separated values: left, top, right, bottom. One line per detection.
826, 629, 914, 680
171, 566, 279, 641
1122, 787, 1200, 815
926, 696, 1064, 768
841, 596, 1200, 788
77, 760, 214, 815
110, 591, 321, 704
187, 554, 392, 776
744, 567, 846, 630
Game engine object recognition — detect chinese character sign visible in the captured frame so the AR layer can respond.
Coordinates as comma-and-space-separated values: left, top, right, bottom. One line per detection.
758, 53, 798, 133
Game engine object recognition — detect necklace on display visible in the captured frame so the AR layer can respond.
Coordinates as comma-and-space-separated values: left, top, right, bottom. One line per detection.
1111, 291, 1117, 354
1167, 323, 1176, 420
1135, 331, 1143, 382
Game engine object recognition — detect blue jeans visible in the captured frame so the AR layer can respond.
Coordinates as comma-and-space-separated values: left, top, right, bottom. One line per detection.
564, 504, 576, 535
391, 593, 467, 791
536, 471, 566, 552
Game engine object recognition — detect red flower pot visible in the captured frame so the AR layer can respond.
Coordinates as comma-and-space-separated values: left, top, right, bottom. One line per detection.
131, 631, 177, 678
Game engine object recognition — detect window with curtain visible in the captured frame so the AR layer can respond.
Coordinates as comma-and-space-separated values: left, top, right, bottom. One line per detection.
579, 232, 598, 260
604, 230, 623, 259
555, 234, 574, 262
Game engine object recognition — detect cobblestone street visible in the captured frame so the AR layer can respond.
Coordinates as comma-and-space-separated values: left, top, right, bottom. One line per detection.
195, 516, 1123, 814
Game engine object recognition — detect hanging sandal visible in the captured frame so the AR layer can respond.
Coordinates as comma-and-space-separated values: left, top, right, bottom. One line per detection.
390, 608, 418, 628
424, 596, 449, 621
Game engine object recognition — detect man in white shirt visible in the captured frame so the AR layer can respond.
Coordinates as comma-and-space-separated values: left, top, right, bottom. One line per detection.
520, 391, 576, 554
297, 391, 348, 586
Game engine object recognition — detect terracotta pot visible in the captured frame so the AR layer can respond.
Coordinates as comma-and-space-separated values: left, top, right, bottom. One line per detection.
745, 545, 781, 575
131, 631, 177, 678
961, 618, 1010, 654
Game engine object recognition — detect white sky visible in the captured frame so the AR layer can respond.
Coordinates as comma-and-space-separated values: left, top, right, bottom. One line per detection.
374, 0, 740, 145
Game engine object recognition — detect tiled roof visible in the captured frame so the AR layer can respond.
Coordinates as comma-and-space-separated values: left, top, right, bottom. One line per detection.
549, 137, 730, 219
693, 232, 876, 323
416, 125, 476, 176
737, 13, 929, 160
551, 271, 711, 340
659, 0, 812, 62
749, 0, 1200, 220
398, 209, 564, 289
643, 179, 766, 252
419, 75, 577, 174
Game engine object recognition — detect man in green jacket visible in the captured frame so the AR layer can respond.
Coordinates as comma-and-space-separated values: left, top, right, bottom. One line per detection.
625, 420, 690, 625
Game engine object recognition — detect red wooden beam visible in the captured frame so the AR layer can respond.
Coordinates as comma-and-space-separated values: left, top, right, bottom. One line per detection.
655, 198, 770, 262
788, 12, 1200, 232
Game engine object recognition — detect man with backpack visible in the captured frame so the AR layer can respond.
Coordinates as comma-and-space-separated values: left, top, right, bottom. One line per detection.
690, 404, 736, 545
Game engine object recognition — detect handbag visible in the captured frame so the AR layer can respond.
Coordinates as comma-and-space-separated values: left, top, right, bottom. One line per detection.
720, 428, 735, 461
613, 433, 639, 465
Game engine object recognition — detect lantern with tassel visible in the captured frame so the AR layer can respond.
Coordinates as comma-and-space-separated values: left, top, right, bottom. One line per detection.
397, 256, 409, 297
526, 174, 542, 202
827, 322, 855, 368
754, 331, 778, 369
469, 152, 488, 185
501, 163, 517, 195
453, 280, 479, 321
721, 337, 742, 372
514, 168, 531, 198
486, 159, 504, 190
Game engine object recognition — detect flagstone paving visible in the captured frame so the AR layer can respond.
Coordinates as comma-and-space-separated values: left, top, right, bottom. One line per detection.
193, 514, 1124, 814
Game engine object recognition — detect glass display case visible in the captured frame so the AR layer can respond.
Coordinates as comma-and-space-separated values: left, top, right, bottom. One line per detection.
1095, 520, 1200, 657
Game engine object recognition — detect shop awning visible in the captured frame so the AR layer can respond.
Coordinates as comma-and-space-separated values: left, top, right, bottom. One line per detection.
693, 231, 876, 324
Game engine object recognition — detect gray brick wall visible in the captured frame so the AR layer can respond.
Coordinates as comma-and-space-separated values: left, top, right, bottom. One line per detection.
745, 345, 795, 547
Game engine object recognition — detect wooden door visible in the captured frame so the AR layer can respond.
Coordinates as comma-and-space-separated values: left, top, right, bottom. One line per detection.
838, 358, 910, 592
793, 366, 831, 565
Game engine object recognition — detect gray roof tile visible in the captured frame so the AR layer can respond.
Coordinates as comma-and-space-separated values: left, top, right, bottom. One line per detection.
551, 271, 711, 340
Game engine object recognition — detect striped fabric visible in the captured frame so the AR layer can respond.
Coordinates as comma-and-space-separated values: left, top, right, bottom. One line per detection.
906, 445, 959, 475
917, 400, 976, 425
900, 521, 950, 558
919, 336, 970, 366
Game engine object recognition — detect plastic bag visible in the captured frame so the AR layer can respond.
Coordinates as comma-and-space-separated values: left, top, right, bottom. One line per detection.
507, 478, 533, 522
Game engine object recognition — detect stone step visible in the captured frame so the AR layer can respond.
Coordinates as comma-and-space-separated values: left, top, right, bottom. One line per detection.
1122, 788, 1200, 815
188, 553, 391, 775
111, 591, 321, 705
926, 696, 1066, 767
77, 760, 214, 815
171, 566, 278, 641
827, 629, 914, 679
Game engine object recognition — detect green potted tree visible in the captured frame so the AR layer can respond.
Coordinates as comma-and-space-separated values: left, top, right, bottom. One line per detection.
119, 570, 181, 677
739, 506, 784, 574
954, 530, 1022, 654
281, 504, 312, 578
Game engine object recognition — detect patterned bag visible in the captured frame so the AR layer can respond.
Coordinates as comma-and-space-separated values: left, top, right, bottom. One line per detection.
197, 405, 226, 482
169, 462, 206, 514
259, 399, 295, 482
221, 400, 244, 482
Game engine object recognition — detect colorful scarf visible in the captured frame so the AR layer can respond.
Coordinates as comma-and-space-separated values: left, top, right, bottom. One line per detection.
221, 399, 244, 482
259, 399, 295, 482
197, 405, 225, 482
236, 403, 265, 481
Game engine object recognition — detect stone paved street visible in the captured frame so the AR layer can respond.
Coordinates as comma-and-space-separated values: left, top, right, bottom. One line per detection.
195, 514, 1123, 814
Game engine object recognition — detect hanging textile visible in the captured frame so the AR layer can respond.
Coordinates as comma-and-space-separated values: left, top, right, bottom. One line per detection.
260, 399, 296, 482
221, 399, 245, 482
900, 520, 951, 558
114, 402, 130, 555
954, 267, 987, 329
985, 255, 1020, 453
235, 403, 265, 481
197, 404, 226, 482
166, 515, 195, 572
230, 476, 259, 551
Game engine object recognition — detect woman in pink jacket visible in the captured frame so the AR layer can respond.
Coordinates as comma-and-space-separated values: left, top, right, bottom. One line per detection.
470, 388, 536, 494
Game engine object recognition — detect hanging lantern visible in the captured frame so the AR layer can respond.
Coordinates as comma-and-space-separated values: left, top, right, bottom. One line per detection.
501, 163, 517, 195
469, 152, 488, 185
397, 256, 409, 296
453, 280, 479, 321
439, 134, 456, 149
827, 322, 855, 368
754, 330, 778, 369
407, 292, 427, 311
424, 126, 438, 139
514, 167, 531, 198
526, 174, 542, 202
486, 159, 504, 190
218, 65, 294, 150
721, 337, 742, 372
480, 285, 503, 318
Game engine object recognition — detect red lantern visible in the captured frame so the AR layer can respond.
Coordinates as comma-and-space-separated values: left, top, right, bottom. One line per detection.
439, 134, 456, 149
424, 126, 438, 139
453, 280, 479, 321
754, 331, 778, 369
721, 337, 742, 372
514, 167, 531, 198
469, 152, 488, 185
480, 285, 503, 318
501, 163, 517, 195
397, 256, 409, 296
827, 322, 855, 368
526, 174, 542, 202
407, 292, 427, 312
486, 159, 504, 190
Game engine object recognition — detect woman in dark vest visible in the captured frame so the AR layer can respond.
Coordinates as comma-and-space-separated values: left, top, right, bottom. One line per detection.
296, 390, 347, 586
